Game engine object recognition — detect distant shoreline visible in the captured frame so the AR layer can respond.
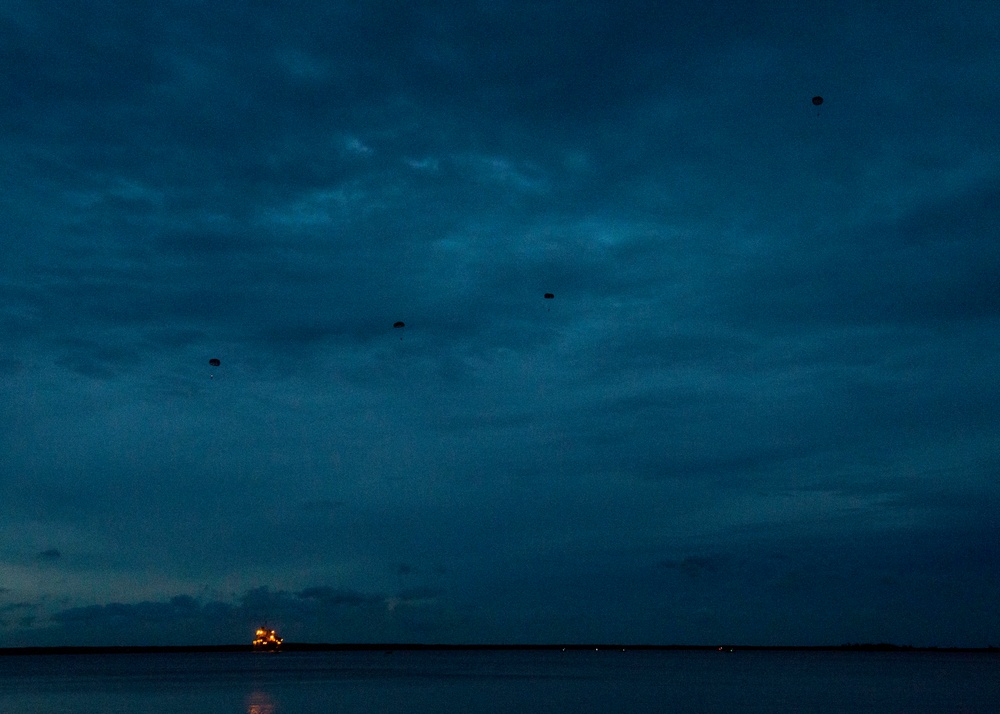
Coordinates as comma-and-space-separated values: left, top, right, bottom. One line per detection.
1, 643, 997, 656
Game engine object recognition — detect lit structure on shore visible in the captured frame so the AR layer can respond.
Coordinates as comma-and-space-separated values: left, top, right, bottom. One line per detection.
252, 627, 283, 651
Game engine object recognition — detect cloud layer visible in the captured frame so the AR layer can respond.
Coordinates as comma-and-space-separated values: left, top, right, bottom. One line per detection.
2, 0, 999, 646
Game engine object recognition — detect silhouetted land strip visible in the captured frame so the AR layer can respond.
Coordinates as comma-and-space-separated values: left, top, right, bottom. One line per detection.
2, 643, 997, 656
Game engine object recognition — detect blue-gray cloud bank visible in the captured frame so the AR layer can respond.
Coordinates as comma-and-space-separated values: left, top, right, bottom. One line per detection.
1, 0, 998, 647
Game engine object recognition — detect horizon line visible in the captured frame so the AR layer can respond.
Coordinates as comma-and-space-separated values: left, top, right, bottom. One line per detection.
2, 642, 998, 656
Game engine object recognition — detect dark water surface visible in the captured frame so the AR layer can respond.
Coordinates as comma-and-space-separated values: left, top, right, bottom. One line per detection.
1, 649, 997, 713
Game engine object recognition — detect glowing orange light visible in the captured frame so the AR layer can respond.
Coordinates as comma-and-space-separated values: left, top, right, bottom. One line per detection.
246, 691, 275, 714
252, 626, 283, 650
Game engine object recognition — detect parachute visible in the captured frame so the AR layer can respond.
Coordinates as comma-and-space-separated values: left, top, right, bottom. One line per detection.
544, 293, 554, 299
811, 96, 823, 106
208, 358, 221, 367
393, 321, 405, 328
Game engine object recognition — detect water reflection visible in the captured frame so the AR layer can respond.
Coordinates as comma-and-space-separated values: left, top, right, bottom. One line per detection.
245, 690, 276, 714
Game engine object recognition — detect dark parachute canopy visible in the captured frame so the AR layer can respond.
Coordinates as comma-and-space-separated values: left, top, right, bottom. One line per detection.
208, 358, 221, 367
544, 293, 554, 299
393, 321, 405, 328
811, 96, 823, 106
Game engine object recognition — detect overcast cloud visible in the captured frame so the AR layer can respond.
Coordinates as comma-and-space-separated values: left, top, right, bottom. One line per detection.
1, 0, 998, 647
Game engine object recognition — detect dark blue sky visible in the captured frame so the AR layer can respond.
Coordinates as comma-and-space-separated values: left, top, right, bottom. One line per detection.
2, 0, 999, 647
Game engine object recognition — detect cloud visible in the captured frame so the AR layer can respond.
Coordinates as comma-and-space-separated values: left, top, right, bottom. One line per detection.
296, 587, 381, 607
2, 0, 999, 649
658, 555, 725, 578
1, 583, 453, 647
724, 177, 1000, 329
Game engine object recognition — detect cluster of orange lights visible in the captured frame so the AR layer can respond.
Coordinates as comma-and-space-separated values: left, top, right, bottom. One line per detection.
252, 628, 283, 648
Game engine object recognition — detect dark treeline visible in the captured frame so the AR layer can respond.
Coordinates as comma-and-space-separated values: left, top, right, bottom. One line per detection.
1, 643, 998, 656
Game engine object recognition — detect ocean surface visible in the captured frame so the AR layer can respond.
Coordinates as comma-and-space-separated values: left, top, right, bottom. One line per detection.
1, 648, 998, 713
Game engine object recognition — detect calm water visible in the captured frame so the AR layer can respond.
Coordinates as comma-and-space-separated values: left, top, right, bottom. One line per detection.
1, 649, 997, 713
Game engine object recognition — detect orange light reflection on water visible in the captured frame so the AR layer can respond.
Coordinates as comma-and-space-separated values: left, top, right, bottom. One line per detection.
245, 691, 276, 714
